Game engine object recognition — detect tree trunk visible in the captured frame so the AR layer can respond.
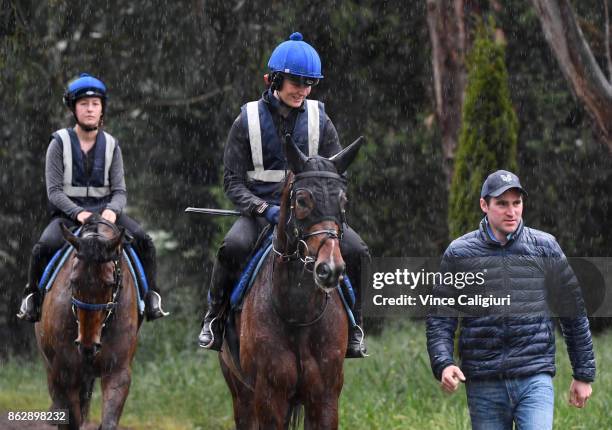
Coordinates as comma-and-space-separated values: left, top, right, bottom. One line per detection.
531, 0, 612, 150
426, 0, 468, 188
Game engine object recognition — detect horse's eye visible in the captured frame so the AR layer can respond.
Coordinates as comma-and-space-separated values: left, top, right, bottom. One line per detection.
294, 190, 314, 219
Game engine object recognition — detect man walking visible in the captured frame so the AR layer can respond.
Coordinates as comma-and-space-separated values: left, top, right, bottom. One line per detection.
426, 170, 595, 429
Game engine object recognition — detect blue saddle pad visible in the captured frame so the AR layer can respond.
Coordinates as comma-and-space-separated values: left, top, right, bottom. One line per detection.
227, 233, 357, 327
39, 238, 145, 314
229, 234, 274, 309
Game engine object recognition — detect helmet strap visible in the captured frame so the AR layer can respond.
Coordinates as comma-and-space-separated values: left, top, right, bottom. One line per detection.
77, 121, 98, 132
72, 111, 102, 132
270, 72, 284, 92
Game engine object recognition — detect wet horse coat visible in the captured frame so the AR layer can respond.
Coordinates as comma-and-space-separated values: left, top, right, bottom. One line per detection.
219, 135, 364, 429
35, 216, 141, 430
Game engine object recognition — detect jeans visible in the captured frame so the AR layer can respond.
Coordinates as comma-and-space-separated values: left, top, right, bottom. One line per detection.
466, 373, 554, 430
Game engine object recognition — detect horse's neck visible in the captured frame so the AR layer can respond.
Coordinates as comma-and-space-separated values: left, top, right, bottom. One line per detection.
271, 258, 326, 319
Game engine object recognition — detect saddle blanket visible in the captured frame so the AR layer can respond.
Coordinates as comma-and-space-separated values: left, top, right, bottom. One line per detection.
228, 233, 357, 326
38, 239, 146, 314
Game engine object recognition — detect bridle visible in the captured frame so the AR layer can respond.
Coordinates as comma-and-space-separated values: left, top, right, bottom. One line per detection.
71, 256, 122, 331
70, 219, 124, 332
271, 170, 347, 327
272, 170, 346, 270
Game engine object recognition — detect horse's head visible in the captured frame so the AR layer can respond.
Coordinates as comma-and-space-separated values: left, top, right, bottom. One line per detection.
61, 214, 125, 356
278, 134, 364, 292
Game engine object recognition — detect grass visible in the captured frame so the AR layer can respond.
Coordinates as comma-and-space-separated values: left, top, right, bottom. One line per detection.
1, 318, 611, 429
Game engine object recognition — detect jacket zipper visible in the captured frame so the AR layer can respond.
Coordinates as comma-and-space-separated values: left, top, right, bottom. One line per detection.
500, 245, 508, 376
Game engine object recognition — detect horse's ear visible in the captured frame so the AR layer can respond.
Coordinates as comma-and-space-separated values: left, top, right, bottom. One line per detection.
330, 136, 365, 174
106, 227, 125, 251
283, 133, 308, 173
61, 223, 80, 250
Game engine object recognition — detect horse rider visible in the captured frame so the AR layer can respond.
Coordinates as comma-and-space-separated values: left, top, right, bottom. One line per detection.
198, 32, 370, 358
17, 73, 168, 322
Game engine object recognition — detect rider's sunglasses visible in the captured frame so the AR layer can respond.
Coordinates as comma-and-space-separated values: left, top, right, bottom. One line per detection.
284, 73, 319, 87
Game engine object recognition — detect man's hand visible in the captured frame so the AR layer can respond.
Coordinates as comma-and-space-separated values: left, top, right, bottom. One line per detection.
569, 379, 592, 408
77, 211, 93, 224
101, 209, 117, 224
440, 365, 466, 394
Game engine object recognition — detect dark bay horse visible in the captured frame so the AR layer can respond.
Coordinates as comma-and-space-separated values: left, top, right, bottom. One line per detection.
35, 215, 141, 429
220, 135, 364, 429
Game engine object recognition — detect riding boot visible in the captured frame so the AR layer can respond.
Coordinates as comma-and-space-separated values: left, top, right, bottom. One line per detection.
346, 306, 367, 358
17, 244, 46, 322
345, 265, 367, 358
138, 240, 169, 321
16, 283, 41, 322
198, 260, 232, 351
144, 287, 169, 321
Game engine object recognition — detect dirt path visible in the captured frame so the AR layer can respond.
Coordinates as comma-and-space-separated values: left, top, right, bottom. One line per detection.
0, 415, 131, 429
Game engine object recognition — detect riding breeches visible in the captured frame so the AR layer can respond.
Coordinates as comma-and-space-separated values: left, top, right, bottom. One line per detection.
211, 216, 370, 312
28, 214, 158, 292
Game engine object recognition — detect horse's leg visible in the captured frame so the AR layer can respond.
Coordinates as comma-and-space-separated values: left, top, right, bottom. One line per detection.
301, 353, 344, 430
99, 368, 132, 430
79, 371, 96, 423
220, 359, 256, 429
47, 365, 83, 430
253, 358, 297, 430
304, 394, 341, 430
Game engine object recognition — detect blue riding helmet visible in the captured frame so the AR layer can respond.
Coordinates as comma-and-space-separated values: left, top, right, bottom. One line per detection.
268, 32, 323, 84
63, 73, 107, 109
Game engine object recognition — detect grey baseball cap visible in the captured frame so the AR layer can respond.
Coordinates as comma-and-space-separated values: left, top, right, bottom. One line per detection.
481, 170, 528, 198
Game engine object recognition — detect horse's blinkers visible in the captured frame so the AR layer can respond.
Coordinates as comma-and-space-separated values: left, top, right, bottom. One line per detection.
289, 170, 347, 239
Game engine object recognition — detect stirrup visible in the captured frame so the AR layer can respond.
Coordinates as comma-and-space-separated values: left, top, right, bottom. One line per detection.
146, 291, 169, 321
199, 314, 222, 350
17, 293, 39, 322
346, 324, 369, 358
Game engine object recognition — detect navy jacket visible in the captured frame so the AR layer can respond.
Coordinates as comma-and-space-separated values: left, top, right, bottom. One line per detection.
223, 90, 342, 216
426, 218, 596, 382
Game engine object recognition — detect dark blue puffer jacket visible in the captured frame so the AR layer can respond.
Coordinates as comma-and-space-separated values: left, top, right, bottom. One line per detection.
426, 218, 596, 382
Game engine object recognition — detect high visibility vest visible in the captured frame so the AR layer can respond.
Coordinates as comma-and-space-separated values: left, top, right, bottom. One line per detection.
241, 98, 325, 182
52, 128, 116, 198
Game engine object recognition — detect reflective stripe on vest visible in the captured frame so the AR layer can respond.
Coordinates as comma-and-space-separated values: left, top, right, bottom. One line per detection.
55, 128, 115, 198
245, 99, 321, 183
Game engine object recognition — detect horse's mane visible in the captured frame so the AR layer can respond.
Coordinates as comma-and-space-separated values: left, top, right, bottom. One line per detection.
74, 214, 122, 262
274, 172, 295, 254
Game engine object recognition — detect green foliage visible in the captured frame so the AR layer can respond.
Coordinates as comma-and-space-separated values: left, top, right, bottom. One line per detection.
349, 120, 447, 257
498, 1, 612, 257
448, 20, 518, 239
3, 0, 612, 358
2, 319, 612, 429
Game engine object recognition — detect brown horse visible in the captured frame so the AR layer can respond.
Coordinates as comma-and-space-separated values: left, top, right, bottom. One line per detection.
220, 135, 364, 429
35, 215, 141, 430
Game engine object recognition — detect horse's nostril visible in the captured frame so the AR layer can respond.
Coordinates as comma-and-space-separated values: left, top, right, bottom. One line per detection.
316, 263, 332, 280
